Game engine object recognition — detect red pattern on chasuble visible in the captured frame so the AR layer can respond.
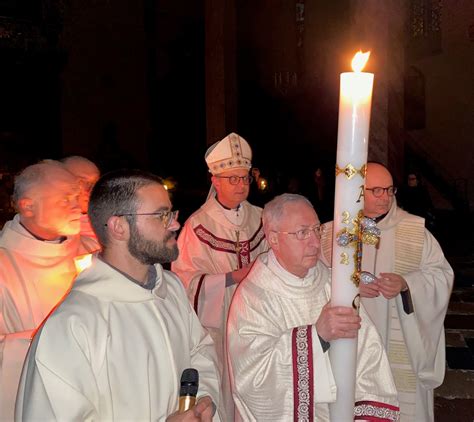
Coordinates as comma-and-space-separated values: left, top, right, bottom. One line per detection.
192, 222, 265, 315
193, 222, 265, 268
354, 400, 400, 421
292, 326, 314, 422
193, 274, 206, 314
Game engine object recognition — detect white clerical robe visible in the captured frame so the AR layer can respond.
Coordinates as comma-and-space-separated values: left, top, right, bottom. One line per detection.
228, 251, 400, 422
172, 195, 267, 420
16, 256, 222, 421
320, 200, 453, 421
0, 214, 99, 420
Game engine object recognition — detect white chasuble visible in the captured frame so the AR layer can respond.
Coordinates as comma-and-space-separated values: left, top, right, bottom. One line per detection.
227, 251, 400, 422
172, 195, 267, 420
0, 214, 99, 420
16, 257, 221, 421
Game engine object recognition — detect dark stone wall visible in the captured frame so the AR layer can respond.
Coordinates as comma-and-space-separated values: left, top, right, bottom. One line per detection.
60, 0, 150, 171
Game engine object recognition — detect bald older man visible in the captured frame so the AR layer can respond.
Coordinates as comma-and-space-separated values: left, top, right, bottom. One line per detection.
0, 160, 99, 419
62, 156, 101, 239
320, 162, 453, 422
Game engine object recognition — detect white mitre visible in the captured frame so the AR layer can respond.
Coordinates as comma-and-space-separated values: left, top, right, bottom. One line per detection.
205, 133, 252, 175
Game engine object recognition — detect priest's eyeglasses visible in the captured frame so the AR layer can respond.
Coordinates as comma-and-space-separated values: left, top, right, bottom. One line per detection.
215, 175, 254, 185
365, 186, 397, 197
117, 210, 179, 229
273, 224, 324, 240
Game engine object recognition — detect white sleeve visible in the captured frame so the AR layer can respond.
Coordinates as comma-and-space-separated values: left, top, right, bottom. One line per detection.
197, 274, 226, 329
172, 222, 228, 329
0, 330, 33, 420
398, 229, 454, 388
15, 320, 101, 421
187, 300, 222, 421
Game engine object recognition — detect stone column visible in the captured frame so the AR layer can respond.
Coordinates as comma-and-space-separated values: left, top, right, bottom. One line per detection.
204, 0, 237, 146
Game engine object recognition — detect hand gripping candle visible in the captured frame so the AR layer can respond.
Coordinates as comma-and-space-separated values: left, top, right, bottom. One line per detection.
328, 51, 374, 421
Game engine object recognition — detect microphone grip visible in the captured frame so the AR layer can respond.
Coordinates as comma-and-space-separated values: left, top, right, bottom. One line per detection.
179, 368, 198, 413
179, 395, 197, 413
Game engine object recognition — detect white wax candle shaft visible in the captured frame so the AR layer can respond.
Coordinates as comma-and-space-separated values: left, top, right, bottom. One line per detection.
329, 71, 373, 422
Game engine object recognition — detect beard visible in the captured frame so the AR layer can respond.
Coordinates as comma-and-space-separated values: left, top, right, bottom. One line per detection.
127, 221, 179, 265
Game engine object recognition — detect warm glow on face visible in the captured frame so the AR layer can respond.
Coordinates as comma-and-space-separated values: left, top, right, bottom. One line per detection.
74, 254, 93, 274
351, 51, 370, 72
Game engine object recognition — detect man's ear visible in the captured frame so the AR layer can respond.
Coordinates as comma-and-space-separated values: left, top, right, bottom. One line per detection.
106, 215, 129, 241
267, 231, 279, 248
211, 175, 219, 188
18, 198, 34, 217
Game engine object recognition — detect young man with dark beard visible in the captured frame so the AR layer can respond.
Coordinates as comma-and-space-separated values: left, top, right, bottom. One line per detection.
16, 170, 221, 421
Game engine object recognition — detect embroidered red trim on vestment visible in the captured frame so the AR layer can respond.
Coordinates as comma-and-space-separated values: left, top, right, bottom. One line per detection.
292, 325, 314, 422
193, 274, 206, 314
354, 400, 400, 421
193, 222, 265, 268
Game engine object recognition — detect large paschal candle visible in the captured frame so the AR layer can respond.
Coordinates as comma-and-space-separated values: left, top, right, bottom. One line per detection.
329, 51, 374, 421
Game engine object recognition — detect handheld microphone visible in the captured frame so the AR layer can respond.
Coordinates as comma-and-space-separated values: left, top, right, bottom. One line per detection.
179, 368, 199, 413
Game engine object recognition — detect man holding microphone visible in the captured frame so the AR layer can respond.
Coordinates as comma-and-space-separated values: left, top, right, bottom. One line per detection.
16, 170, 221, 421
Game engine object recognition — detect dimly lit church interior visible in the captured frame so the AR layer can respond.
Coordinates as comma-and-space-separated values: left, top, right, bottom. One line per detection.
0, 1, 473, 420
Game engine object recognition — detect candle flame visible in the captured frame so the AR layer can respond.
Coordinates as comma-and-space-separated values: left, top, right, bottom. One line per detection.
74, 253, 93, 274
162, 178, 176, 192
351, 51, 370, 73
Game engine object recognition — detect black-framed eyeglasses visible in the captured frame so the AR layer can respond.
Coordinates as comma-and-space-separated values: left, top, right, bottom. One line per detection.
365, 186, 397, 197
215, 175, 254, 185
272, 224, 324, 241
117, 210, 179, 229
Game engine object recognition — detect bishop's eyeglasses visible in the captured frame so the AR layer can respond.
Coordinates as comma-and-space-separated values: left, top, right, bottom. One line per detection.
365, 186, 397, 197
272, 224, 324, 240
116, 210, 179, 229
215, 175, 254, 185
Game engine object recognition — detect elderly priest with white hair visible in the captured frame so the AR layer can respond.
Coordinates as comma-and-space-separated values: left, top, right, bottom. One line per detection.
227, 194, 400, 421
62, 155, 101, 239
0, 160, 99, 420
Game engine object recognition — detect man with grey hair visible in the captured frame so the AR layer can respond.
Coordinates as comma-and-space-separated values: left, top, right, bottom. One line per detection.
62, 155, 101, 239
227, 193, 400, 421
16, 169, 221, 421
172, 133, 267, 420
0, 160, 99, 420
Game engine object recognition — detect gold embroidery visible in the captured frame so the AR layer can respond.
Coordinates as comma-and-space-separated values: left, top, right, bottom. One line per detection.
340, 252, 349, 265
335, 163, 367, 180
341, 211, 350, 224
